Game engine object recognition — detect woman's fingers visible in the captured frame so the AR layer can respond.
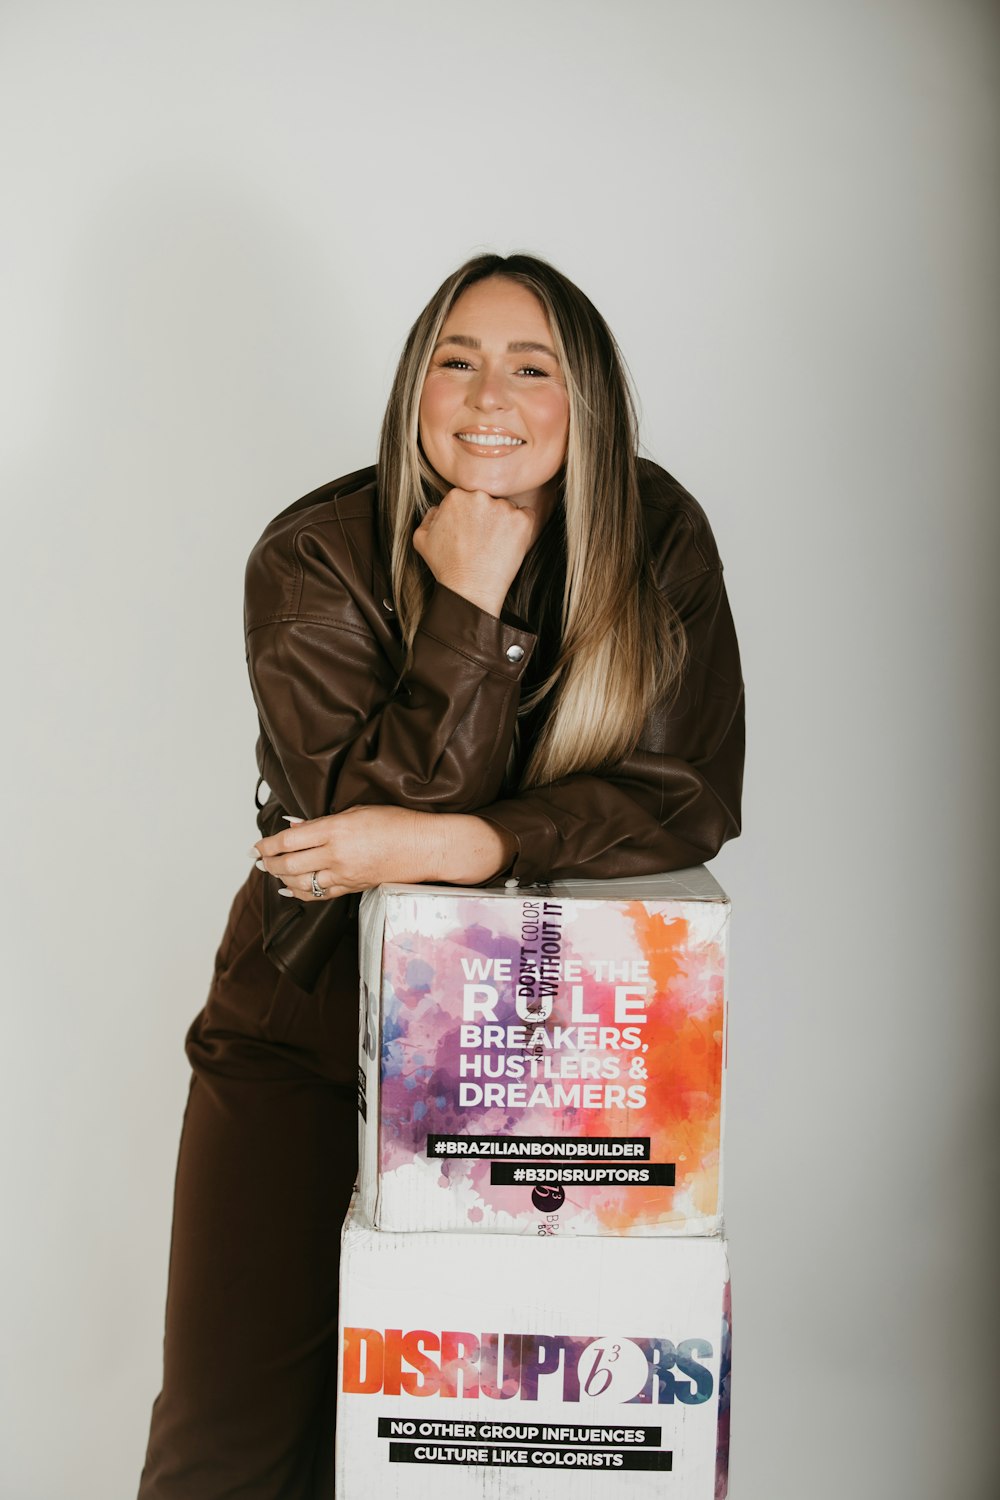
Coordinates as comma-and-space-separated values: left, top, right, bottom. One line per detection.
256, 817, 332, 859
256, 846, 329, 879
270, 867, 321, 891
277, 878, 349, 902
254, 813, 355, 897
254, 817, 337, 876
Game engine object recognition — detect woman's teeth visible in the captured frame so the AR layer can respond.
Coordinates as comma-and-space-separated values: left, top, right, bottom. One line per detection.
456, 433, 524, 446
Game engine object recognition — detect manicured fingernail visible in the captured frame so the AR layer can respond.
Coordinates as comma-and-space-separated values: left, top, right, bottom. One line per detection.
248, 845, 260, 859
255, 860, 266, 872
282, 815, 304, 824
277, 887, 295, 898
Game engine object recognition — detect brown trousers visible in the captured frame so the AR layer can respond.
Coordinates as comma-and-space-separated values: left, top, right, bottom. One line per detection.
138, 866, 360, 1499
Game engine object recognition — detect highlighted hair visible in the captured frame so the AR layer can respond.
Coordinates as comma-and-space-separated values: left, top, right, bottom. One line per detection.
377, 253, 686, 788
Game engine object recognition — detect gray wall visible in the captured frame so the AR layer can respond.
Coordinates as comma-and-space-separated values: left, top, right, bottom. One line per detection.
1, 2, 996, 1496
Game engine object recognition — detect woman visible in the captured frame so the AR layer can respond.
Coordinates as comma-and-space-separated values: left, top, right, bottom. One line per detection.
138, 253, 744, 1498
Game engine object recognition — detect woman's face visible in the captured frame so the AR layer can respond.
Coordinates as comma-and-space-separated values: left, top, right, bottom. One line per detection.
418, 277, 570, 515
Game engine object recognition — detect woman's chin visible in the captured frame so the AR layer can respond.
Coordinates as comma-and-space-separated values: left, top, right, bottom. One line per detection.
429, 457, 559, 512
448, 458, 525, 494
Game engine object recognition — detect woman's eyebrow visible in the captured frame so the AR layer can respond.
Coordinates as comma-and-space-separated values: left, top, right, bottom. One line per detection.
434, 334, 560, 360
508, 340, 560, 360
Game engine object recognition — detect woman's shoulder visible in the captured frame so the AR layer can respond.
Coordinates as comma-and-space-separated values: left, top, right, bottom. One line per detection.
244, 464, 383, 627
250, 464, 379, 553
636, 457, 724, 587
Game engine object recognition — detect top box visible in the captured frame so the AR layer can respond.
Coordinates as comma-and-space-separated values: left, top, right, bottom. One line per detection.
358, 869, 730, 1236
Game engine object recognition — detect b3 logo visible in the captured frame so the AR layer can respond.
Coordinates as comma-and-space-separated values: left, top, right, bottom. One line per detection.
531, 1183, 565, 1213
577, 1337, 649, 1402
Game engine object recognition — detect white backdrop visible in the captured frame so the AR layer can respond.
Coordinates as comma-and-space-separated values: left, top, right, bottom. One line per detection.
2, 2, 997, 1497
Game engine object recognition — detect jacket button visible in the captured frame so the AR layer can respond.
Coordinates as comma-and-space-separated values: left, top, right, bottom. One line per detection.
382, 597, 395, 613
505, 643, 525, 663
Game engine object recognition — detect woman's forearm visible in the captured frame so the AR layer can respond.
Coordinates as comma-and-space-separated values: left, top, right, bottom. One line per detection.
255, 807, 518, 901
422, 813, 517, 886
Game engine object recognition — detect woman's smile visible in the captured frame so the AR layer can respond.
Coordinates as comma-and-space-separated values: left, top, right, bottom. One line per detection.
453, 424, 526, 451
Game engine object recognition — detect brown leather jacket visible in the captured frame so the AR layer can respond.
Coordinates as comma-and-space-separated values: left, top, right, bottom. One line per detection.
245, 460, 744, 992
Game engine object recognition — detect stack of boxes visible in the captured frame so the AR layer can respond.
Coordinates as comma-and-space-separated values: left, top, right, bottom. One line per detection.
337, 868, 733, 1497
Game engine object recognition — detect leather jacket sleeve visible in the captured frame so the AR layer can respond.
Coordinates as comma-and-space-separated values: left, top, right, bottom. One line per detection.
475, 550, 744, 881
243, 470, 538, 987
246, 570, 536, 819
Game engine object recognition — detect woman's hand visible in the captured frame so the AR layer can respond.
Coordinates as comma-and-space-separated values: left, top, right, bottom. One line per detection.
254, 806, 517, 901
412, 487, 543, 616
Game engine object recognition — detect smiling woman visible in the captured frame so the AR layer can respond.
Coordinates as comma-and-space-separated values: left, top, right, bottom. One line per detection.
136, 252, 745, 1499
418, 278, 571, 517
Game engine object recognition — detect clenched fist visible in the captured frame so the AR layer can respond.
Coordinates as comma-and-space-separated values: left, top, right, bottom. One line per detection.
412, 487, 544, 616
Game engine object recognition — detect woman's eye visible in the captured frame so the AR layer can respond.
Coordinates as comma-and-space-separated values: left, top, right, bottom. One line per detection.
440, 357, 473, 370
517, 366, 549, 378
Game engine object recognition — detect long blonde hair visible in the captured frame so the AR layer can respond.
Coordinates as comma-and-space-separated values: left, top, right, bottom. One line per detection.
377, 253, 686, 789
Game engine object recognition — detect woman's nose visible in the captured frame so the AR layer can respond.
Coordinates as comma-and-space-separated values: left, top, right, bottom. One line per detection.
470, 365, 509, 411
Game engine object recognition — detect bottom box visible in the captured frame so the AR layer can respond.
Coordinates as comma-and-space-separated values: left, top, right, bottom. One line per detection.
336, 1199, 731, 1497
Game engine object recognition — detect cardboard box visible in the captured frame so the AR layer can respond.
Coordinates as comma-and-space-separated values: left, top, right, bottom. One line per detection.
358, 869, 729, 1236
336, 1199, 732, 1497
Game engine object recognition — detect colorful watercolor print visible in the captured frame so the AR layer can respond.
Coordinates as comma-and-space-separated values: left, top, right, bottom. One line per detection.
371, 889, 728, 1234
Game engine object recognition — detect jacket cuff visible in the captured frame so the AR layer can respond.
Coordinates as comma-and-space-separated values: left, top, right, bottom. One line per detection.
416, 583, 537, 680
474, 799, 563, 884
